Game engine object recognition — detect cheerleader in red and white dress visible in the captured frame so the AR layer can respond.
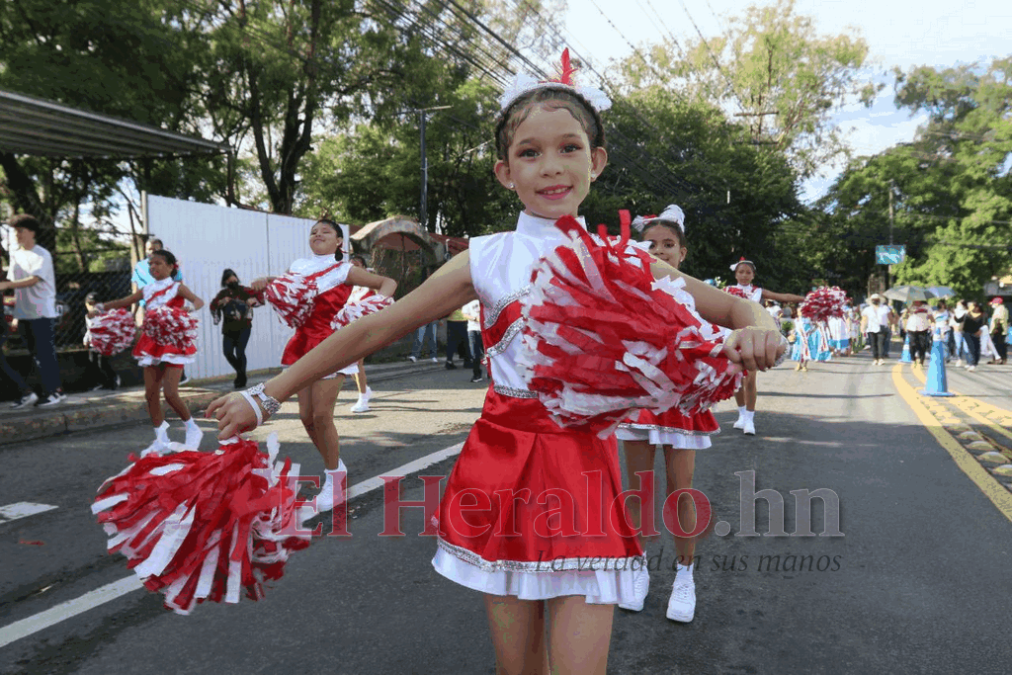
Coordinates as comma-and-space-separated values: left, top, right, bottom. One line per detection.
614, 205, 715, 623
208, 67, 784, 674
250, 220, 396, 512
727, 258, 805, 436
89, 249, 204, 454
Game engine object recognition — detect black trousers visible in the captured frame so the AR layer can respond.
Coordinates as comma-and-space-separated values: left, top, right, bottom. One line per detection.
222, 327, 251, 381
909, 330, 930, 364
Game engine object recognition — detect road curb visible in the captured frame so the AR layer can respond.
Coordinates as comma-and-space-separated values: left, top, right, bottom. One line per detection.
0, 360, 443, 447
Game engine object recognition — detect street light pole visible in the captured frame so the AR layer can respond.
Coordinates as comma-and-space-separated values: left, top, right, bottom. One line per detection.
416, 105, 451, 231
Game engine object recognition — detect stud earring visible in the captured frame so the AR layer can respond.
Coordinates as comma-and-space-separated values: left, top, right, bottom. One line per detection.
508, 183, 515, 189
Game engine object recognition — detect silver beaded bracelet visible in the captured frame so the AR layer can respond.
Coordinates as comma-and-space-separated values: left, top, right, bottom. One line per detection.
239, 383, 282, 427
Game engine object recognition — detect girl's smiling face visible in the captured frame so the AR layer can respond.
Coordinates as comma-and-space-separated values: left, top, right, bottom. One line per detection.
643, 223, 687, 269
494, 104, 607, 220
735, 263, 755, 286
310, 221, 342, 256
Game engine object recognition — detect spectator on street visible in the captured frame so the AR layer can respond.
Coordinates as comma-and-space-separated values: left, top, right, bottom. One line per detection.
0, 214, 63, 407
408, 265, 439, 363
961, 301, 987, 372
444, 304, 471, 370
209, 268, 259, 389
951, 300, 968, 365
905, 300, 931, 367
989, 297, 1008, 364
860, 294, 892, 366
462, 298, 484, 383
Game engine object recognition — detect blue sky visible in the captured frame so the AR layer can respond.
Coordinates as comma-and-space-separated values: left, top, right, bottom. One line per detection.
562, 0, 1012, 202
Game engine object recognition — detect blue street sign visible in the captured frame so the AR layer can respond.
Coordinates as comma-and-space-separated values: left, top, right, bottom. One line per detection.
876, 245, 906, 265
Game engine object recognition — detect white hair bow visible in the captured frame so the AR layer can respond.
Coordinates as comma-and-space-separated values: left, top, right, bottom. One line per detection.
631, 204, 686, 232
499, 49, 612, 114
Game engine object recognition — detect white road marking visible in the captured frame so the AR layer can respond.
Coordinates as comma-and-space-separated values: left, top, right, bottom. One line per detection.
0, 502, 58, 523
0, 442, 464, 649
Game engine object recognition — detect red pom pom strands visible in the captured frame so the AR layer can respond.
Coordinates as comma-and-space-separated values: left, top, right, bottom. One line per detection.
143, 306, 198, 351
330, 294, 394, 331
799, 286, 848, 322
264, 273, 317, 329
89, 309, 137, 356
92, 435, 313, 614
517, 215, 742, 437
725, 285, 749, 299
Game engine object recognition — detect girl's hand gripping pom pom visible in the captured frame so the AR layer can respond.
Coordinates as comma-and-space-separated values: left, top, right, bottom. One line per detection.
207, 391, 263, 439
265, 273, 318, 329
91, 434, 313, 615
723, 327, 789, 372
517, 215, 744, 437
89, 309, 137, 356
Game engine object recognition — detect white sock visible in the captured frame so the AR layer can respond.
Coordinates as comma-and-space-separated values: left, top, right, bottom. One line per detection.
184, 417, 200, 431
676, 562, 694, 581
737, 406, 747, 418
154, 421, 170, 442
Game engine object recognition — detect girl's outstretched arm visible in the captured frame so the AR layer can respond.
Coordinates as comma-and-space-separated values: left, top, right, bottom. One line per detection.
88, 289, 144, 315
761, 289, 805, 304
346, 266, 397, 297
650, 261, 783, 372
208, 253, 476, 438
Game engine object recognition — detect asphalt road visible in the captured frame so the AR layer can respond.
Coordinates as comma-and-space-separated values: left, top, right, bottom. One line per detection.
1, 353, 1010, 674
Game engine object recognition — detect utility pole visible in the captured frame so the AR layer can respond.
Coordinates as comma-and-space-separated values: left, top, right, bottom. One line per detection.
416, 105, 450, 231
887, 181, 895, 290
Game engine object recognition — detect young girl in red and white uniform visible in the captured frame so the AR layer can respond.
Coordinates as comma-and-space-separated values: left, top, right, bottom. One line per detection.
209, 55, 784, 674
90, 249, 204, 454
615, 205, 714, 623
251, 221, 396, 512
726, 259, 805, 435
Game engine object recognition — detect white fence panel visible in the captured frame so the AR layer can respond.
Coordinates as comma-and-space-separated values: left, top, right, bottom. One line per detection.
144, 196, 348, 380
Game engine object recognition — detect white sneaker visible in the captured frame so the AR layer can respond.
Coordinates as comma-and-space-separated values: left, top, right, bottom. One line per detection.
184, 424, 203, 449
37, 393, 63, 407
407, 355, 417, 363
316, 460, 348, 513
743, 419, 756, 435
732, 416, 746, 430
431, 357, 439, 363
349, 398, 370, 413
967, 365, 976, 372
141, 439, 167, 458
10, 392, 39, 409
666, 575, 696, 622
619, 563, 650, 611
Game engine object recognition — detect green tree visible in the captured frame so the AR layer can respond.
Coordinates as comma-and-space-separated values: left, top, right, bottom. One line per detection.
619, 0, 877, 178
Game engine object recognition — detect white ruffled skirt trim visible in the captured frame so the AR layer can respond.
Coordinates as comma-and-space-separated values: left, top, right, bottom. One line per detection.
136, 352, 195, 368
615, 426, 712, 449
431, 542, 646, 605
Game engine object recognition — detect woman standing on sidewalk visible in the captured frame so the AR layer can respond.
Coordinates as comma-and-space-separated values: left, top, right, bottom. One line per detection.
210, 269, 260, 389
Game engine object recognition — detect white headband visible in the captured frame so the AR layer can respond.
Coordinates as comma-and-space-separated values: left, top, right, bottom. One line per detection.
499, 49, 612, 114
730, 258, 755, 272
632, 204, 685, 233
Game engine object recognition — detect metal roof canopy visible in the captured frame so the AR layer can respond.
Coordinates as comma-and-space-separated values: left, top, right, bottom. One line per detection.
0, 89, 227, 159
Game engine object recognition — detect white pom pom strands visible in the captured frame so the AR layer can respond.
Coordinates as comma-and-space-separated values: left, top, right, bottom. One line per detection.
499, 48, 612, 115
331, 294, 394, 331
89, 309, 137, 356
517, 214, 743, 438
265, 273, 318, 329
143, 307, 198, 350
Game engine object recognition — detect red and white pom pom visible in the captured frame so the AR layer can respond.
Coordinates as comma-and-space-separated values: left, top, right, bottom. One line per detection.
725, 285, 749, 299
265, 273, 317, 329
92, 434, 314, 615
89, 309, 137, 356
144, 306, 198, 350
799, 286, 848, 323
518, 215, 743, 437
330, 294, 394, 331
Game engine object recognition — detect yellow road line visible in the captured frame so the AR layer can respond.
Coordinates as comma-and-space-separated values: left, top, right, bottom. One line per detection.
909, 366, 1012, 443
891, 364, 1012, 524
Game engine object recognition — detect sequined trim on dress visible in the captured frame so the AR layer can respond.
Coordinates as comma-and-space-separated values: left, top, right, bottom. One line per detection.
492, 384, 538, 399
436, 536, 646, 573
485, 286, 530, 327
615, 422, 719, 436
484, 318, 524, 357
